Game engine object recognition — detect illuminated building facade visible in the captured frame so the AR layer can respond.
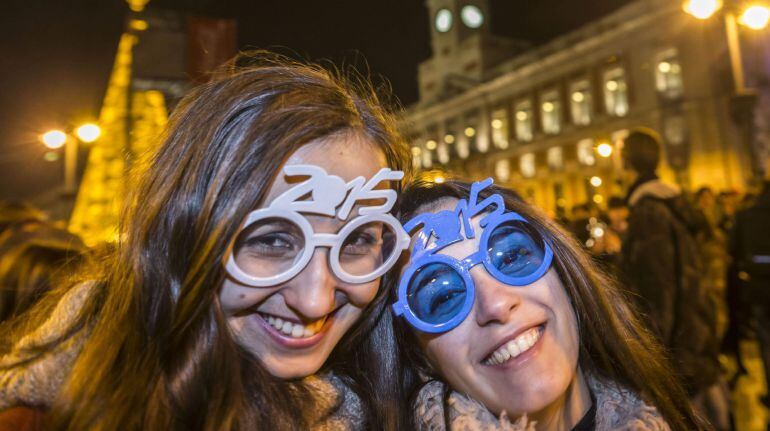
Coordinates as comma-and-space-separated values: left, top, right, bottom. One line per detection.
403, 0, 770, 213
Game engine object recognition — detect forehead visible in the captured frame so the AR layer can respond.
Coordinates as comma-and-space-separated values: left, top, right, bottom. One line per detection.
264, 132, 387, 205
410, 197, 483, 259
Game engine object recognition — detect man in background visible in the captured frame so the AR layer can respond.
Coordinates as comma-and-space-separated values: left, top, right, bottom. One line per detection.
621, 128, 728, 430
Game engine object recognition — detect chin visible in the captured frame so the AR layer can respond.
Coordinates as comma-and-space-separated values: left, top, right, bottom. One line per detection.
262, 356, 326, 380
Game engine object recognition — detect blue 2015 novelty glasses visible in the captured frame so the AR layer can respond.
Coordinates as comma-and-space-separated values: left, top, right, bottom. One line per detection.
392, 178, 553, 334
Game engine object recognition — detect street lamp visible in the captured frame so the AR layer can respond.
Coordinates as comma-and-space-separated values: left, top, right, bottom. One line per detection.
40, 123, 101, 195
42, 130, 67, 149
683, 0, 770, 182
740, 5, 770, 29
76, 123, 101, 143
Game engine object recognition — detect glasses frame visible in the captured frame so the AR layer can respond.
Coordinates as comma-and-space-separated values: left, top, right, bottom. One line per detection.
225, 208, 410, 287
392, 211, 553, 334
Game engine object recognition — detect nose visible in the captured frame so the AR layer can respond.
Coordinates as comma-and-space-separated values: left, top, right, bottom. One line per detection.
281, 248, 338, 320
473, 268, 521, 327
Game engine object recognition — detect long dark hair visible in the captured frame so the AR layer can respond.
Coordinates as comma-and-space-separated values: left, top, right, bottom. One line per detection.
1, 52, 410, 430
388, 179, 707, 430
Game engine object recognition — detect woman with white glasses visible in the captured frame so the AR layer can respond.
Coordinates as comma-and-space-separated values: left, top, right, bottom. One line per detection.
0, 52, 411, 431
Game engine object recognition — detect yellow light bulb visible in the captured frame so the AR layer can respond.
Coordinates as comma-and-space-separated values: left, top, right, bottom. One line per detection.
42, 130, 67, 149
426, 140, 437, 150
434, 175, 445, 184
76, 123, 101, 143
411, 146, 422, 156
444, 134, 455, 144
590, 176, 603, 187
740, 5, 770, 30
464, 127, 476, 137
683, 0, 722, 20
597, 143, 613, 158
491, 119, 503, 129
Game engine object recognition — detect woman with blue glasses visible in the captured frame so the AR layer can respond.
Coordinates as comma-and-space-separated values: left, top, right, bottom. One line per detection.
389, 179, 707, 430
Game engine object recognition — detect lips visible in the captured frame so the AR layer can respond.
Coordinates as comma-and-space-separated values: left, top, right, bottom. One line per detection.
259, 312, 327, 338
482, 324, 545, 366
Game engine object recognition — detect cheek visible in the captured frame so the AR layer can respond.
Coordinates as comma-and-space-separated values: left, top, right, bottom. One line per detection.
419, 328, 472, 380
219, 278, 275, 314
343, 279, 380, 308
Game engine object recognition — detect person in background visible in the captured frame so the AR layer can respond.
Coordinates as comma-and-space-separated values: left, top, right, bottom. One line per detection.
621, 128, 728, 430
0, 223, 87, 323
729, 176, 770, 414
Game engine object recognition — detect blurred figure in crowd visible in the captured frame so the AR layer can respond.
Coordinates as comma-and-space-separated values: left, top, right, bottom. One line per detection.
606, 195, 629, 238
0, 202, 46, 239
717, 191, 740, 234
0, 224, 86, 323
695, 187, 717, 226
728, 177, 770, 410
621, 128, 728, 430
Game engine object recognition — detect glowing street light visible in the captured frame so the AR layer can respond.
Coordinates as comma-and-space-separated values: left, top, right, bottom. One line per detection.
683, 0, 722, 19
739, 5, 770, 29
76, 123, 101, 143
590, 176, 603, 187
597, 142, 613, 158
42, 130, 67, 149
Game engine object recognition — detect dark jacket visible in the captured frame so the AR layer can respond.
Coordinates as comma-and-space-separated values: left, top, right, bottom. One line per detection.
729, 182, 770, 303
622, 179, 720, 394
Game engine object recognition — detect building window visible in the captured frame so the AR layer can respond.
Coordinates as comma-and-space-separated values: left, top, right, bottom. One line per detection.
514, 100, 534, 142
604, 67, 629, 117
437, 141, 450, 164
547, 146, 563, 171
540, 90, 561, 135
570, 80, 592, 126
520, 153, 536, 178
656, 48, 684, 99
421, 146, 433, 168
577, 139, 596, 166
491, 108, 509, 149
663, 115, 687, 145
495, 159, 510, 182
412, 145, 423, 169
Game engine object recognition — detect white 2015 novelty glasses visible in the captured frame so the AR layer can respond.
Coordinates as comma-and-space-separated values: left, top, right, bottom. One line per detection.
225, 165, 411, 287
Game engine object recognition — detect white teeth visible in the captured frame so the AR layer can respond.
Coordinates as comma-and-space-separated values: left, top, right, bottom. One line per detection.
259, 312, 326, 339
484, 326, 543, 366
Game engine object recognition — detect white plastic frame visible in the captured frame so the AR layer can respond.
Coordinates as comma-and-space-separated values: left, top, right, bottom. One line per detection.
224, 164, 410, 287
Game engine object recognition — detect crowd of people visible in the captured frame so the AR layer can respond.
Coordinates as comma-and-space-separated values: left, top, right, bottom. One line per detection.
560, 130, 770, 431
0, 51, 768, 430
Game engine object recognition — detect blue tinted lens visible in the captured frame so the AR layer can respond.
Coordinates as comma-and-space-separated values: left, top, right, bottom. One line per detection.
406, 262, 467, 325
487, 221, 545, 278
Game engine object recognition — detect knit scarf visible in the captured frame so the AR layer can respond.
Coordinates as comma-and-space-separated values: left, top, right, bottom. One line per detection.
414, 377, 671, 430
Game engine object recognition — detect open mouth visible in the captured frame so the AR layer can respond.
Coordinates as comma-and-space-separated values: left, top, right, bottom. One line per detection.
258, 312, 328, 339
482, 324, 545, 366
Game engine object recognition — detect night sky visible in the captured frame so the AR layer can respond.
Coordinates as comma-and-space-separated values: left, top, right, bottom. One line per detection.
0, 0, 631, 205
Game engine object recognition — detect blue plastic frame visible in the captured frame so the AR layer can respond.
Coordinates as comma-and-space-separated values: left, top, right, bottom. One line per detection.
392, 179, 553, 334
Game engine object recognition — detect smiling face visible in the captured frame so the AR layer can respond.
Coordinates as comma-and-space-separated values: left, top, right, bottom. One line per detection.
410, 199, 584, 419
219, 133, 388, 379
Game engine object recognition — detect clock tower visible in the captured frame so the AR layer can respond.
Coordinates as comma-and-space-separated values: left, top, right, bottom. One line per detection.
418, 0, 528, 104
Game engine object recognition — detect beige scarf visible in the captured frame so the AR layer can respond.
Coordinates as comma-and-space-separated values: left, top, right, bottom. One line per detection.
414, 377, 671, 430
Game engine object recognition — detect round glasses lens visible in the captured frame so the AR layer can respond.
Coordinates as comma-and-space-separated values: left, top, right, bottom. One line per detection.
487, 220, 546, 278
406, 262, 467, 325
338, 221, 397, 277
233, 217, 306, 279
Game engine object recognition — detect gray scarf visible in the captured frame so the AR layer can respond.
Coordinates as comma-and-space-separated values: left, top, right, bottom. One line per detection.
414, 377, 671, 430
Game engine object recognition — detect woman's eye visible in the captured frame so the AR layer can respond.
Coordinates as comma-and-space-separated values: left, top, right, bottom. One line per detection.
342, 232, 381, 255
429, 288, 464, 313
244, 233, 298, 257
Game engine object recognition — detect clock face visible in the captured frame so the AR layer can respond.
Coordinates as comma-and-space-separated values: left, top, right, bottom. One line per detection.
435, 8, 452, 33
461, 5, 484, 28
